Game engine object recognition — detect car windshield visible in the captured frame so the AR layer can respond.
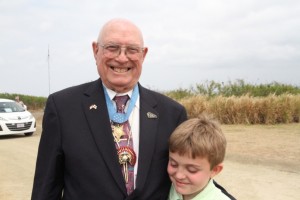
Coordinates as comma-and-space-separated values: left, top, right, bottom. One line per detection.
0, 102, 25, 113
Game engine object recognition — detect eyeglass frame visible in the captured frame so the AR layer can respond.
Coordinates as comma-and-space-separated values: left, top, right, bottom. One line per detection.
98, 43, 145, 60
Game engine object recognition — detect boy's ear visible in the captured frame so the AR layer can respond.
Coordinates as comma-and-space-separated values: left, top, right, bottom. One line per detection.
210, 163, 223, 178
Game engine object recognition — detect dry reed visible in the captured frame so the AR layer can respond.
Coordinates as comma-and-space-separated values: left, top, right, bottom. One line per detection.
179, 94, 300, 124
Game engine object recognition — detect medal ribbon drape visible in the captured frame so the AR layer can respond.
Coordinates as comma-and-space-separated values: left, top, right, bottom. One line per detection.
113, 95, 135, 195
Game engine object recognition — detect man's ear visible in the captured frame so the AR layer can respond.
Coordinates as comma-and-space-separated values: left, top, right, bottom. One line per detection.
142, 47, 148, 60
92, 42, 98, 59
210, 163, 223, 178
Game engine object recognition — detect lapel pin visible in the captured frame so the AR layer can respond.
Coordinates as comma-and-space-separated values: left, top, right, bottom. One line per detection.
147, 112, 157, 119
89, 104, 97, 110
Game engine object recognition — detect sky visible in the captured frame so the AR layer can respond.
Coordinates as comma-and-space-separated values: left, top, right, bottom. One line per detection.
0, 0, 299, 97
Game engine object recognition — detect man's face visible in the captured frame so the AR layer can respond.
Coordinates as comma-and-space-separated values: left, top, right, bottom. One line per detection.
92, 22, 148, 93
167, 152, 221, 199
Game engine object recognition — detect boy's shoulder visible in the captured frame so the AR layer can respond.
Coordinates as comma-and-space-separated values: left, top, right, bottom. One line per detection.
203, 179, 234, 200
213, 180, 236, 200
168, 180, 236, 200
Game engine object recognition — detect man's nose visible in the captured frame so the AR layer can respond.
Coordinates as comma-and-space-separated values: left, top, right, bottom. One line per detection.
115, 47, 129, 61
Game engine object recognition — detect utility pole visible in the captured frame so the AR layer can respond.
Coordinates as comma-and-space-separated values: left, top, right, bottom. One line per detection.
48, 45, 51, 95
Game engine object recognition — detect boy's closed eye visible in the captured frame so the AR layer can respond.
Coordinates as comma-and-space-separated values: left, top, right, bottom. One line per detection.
169, 158, 178, 167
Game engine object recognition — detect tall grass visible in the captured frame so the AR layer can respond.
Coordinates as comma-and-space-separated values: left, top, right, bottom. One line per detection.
179, 94, 300, 124
163, 80, 300, 124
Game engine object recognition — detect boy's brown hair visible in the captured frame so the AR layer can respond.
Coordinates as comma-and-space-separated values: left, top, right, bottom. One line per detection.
169, 114, 226, 169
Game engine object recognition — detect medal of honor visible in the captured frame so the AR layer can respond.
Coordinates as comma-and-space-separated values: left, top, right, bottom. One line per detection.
117, 146, 136, 183
104, 85, 139, 187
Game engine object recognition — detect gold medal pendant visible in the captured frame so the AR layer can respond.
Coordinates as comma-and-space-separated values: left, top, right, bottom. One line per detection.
112, 124, 125, 143
117, 147, 137, 183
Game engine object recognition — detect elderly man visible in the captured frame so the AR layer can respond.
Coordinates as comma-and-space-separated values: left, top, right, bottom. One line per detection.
31, 18, 187, 200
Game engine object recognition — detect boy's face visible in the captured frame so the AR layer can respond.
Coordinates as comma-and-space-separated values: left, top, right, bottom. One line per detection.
167, 152, 222, 199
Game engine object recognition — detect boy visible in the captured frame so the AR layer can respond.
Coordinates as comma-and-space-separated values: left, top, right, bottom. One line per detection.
167, 114, 235, 200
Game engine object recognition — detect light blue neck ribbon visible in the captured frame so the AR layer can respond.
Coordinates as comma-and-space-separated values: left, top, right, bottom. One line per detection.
103, 84, 139, 123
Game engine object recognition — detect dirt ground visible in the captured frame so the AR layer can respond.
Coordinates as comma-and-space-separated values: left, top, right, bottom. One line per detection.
0, 110, 299, 200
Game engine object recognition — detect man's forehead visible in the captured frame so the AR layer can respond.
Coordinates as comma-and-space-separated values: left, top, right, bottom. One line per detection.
98, 19, 144, 45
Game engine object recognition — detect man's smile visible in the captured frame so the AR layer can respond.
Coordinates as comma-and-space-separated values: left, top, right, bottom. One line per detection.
110, 66, 131, 73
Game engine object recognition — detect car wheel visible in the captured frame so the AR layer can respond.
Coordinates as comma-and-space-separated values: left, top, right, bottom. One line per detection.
24, 132, 33, 136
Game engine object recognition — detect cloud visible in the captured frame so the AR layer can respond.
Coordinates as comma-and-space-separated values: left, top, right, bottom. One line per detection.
0, 0, 299, 96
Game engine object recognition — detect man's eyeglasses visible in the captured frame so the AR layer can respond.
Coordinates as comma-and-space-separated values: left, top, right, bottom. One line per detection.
98, 43, 145, 61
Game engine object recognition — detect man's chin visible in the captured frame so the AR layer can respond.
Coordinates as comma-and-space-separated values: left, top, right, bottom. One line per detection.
110, 83, 135, 93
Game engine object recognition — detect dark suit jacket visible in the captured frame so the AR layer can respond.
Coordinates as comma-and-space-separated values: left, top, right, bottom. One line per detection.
31, 79, 187, 200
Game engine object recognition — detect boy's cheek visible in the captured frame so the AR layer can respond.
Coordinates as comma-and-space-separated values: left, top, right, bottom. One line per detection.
167, 164, 175, 176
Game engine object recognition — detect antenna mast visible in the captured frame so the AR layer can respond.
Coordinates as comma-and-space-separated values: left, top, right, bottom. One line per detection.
48, 45, 51, 95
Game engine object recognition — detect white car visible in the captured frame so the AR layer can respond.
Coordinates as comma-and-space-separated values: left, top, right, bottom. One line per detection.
0, 98, 36, 136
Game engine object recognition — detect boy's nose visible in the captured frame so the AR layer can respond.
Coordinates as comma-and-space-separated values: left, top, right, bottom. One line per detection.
174, 169, 186, 179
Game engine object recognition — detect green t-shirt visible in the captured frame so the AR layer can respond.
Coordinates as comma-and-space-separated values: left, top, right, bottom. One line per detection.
168, 179, 231, 200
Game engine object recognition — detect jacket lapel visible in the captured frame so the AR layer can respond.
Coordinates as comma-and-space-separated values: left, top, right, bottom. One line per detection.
136, 85, 159, 190
82, 79, 127, 194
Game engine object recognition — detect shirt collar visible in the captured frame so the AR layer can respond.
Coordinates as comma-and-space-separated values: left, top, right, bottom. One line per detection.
103, 84, 133, 101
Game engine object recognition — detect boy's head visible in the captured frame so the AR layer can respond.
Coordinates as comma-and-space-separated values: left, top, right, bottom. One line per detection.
167, 114, 227, 198
169, 114, 226, 169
